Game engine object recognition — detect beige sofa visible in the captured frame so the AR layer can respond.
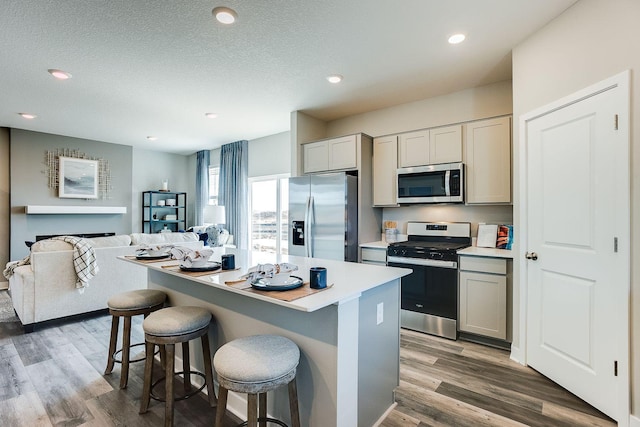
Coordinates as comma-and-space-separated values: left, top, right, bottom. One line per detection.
7, 232, 203, 331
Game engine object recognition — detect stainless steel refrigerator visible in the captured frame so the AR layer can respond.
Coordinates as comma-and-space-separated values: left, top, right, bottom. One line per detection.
289, 172, 358, 262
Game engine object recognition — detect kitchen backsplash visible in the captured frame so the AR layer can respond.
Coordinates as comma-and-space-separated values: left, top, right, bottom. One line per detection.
381, 204, 513, 238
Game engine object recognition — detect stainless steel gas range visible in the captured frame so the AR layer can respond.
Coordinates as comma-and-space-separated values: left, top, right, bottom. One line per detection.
387, 222, 471, 340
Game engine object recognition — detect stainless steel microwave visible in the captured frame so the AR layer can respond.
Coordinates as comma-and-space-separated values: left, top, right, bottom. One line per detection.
396, 162, 464, 204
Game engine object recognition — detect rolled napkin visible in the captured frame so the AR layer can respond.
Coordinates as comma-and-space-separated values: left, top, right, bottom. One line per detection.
137, 244, 173, 256
170, 246, 214, 267
242, 263, 298, 282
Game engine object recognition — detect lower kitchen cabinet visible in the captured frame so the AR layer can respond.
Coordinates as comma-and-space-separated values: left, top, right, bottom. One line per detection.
458, 255, 508, 340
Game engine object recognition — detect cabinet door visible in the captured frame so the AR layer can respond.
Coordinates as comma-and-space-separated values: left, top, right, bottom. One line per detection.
430, 125, 462, 164
465, 117, 511, 204
328, 135, 357, 170
398, 130, 429, 167
459, 270, 507, 339
303, 141, 329, 173
373, 135, 398, 206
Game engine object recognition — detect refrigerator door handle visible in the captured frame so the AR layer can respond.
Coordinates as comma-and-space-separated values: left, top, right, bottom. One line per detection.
303, 196, 311, 257
304, 196, 313, 257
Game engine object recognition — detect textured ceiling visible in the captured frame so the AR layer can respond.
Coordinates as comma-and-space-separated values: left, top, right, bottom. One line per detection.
0, 0, 577, 154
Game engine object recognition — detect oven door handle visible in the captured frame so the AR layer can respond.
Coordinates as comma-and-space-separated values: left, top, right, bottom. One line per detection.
387, 256, 457, 269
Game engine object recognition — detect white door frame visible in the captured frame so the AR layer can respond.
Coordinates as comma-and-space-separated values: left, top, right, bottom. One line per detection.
517, 70, 630, 424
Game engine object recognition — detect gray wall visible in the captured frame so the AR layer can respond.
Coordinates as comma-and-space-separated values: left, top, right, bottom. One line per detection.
132, 147, 192, 232
512, 0, 640, 415
9, 129, 191, 259
248, 131, 291, 177
0, 128, 9, 288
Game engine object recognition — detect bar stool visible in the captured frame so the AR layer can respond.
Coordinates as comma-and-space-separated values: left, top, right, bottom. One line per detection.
214, 335, 301, 427
104, 289, 167, 389
139, 306, 216, 427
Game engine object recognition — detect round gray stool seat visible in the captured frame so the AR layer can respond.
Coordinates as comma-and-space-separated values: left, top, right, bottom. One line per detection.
214, 335, 301, 427
214, 335, 300, 394
143, 306, 212, 337
107, 289, 167, 311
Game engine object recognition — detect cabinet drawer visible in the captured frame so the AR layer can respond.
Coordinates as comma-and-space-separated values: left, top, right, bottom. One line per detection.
459, 256, 506, 274
361, 247, 387, 263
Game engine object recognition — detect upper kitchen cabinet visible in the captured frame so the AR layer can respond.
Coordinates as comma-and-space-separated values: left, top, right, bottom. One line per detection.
373, 135, 398, 207
398, 126, 462, 168
464, 116, 512, 204
398, 130, 429, 167
302, 134, 358, 173
430, 125, 462, 164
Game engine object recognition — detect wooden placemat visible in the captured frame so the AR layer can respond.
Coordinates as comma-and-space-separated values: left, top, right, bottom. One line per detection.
227, 281, 333, 302
161, 265, 240, 277
124, 255, 172, 264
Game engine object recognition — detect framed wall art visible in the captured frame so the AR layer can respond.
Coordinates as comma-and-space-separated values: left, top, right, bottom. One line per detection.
58, 156, 99, 199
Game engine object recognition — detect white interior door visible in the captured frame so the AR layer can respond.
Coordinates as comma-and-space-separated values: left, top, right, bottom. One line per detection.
524, 73, 629, 421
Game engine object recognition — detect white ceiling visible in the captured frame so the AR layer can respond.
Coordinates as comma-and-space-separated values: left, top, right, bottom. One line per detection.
0, 0, 578, 155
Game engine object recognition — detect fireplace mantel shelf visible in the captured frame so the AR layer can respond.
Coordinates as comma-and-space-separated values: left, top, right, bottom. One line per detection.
25, 205, 127, 215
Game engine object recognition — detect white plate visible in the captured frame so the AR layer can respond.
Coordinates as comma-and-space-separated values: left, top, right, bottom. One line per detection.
251, 275, 304, 291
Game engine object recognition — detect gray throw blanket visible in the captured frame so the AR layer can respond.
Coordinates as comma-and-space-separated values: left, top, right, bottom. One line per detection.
3, 236, 99, 291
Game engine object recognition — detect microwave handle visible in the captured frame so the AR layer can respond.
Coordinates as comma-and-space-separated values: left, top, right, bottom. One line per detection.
445, 170, 451, 196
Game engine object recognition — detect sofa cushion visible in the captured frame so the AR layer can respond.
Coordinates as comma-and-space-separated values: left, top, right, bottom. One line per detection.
129, 232, 199, 245
30, 239, 73, 252
84, 234, 131, 247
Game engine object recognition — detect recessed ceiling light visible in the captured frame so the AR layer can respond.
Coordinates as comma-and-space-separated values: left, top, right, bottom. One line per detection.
327, 74, 343, 84
146, 136, 158, 141
448, 33, 466, 44
19, 113, 36, 119
212, 7, 237, 24
205, 113, 218, 119
48, 69, 72, 80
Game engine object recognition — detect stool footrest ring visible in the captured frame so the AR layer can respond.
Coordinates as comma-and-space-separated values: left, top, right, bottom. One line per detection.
237, 418, 288, 427
150, 371, 207, 402
112, 342, 158, 364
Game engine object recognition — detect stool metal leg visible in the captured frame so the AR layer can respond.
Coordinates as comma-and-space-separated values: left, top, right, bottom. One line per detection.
165, 343, 175, 427
215, 386, 228, 427
288, 378, 301, 427
258, 393, 267, 427
201, 333, 216, 406
182, 341, 191, 393
104, 315, 119, 375
120, 316, 132, 389
247, 393, 258, 427
140, 341, 155, 414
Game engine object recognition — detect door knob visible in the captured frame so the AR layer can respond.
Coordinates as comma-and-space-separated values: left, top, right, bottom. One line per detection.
525, 252, 538, 261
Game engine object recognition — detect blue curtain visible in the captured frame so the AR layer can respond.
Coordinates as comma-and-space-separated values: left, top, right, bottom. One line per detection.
219, 140, 248, 249
195, 150, 210, 225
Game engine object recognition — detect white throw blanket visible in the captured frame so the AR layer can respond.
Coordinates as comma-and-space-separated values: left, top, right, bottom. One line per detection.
3, 236, 99, 292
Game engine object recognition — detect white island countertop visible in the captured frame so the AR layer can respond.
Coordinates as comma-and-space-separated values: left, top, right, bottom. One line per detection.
120, 248, 411, 427
458, 246, 514, 259
120, 249, 411, 313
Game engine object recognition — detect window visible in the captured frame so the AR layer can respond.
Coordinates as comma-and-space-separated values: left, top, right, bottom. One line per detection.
249, 175, 289, 254
208, 166, 220, 205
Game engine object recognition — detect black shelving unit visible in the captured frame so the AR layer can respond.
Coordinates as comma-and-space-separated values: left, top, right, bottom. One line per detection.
142, 191, 187, 233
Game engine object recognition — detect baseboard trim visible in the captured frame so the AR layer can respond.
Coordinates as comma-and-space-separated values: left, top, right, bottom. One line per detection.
373, 402, 397, 427
630, 414, 640, 427
0, 281, 8, 291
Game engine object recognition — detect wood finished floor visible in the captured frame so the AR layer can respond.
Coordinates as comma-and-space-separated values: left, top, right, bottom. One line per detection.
0, 291, 616, 426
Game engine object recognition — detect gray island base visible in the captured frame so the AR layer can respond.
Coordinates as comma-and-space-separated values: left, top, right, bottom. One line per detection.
121, 249, 411, 427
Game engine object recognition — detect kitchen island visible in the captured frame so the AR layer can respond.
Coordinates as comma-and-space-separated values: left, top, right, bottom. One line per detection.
121, 249, 411, 427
